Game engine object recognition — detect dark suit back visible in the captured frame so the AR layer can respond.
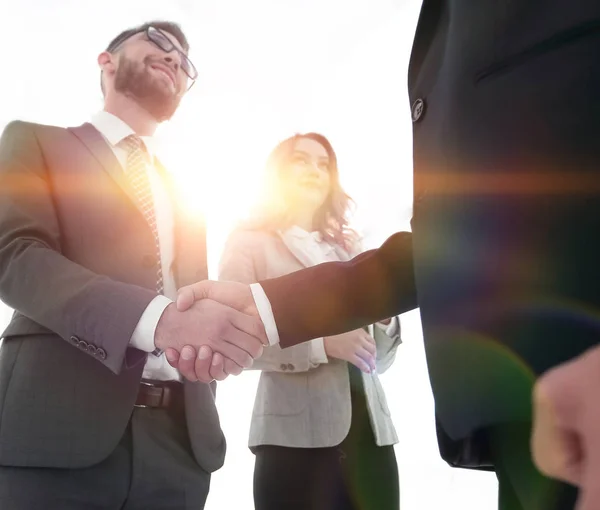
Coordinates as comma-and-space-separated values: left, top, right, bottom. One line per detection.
0, 121, 225, 472
409, 0, 600, 439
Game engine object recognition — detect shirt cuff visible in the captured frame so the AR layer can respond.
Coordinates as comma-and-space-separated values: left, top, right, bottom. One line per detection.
250, 283, 280, 346
129, 295, 173, 352
310, 338, 328, 365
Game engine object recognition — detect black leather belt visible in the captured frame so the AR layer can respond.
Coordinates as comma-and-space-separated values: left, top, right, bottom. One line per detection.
135, 380, 183, 409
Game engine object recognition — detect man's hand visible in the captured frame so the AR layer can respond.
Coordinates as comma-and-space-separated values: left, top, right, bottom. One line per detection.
324, 329, 377, 374
532, 345, 600, 510
177, 280, 259, 317
155, 299, 266, 383
165, 280, 266, 382
165, 344, 245, 383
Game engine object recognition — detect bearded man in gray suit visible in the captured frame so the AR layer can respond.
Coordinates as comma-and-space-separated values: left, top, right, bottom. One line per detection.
0, 20, 266, 510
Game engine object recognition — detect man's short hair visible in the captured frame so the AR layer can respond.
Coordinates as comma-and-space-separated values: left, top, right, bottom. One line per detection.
106, 20, 190, 54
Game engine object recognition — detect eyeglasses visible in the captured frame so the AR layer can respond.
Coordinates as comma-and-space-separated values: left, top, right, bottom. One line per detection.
109, 25, 198, 90
145, 26, 198, 87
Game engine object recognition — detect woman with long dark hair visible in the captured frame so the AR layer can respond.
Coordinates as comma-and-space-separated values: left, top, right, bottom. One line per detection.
219, 132, 403, 510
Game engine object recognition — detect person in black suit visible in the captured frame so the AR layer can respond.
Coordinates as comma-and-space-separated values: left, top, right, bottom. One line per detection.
172, 1, 600, 508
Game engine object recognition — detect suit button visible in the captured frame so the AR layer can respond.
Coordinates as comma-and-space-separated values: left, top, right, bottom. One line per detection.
77, 340, 89, 350
86, 344, 97, 355
70, 335, 80, 345
142, 255, 156, 268
411, 98, 426, 122
287, 364, 295, 371
96, 348, 107, 361
280, 364, 288, 371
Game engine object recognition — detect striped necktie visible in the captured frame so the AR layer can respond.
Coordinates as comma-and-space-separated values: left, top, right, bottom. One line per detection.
119, 135, 164, 295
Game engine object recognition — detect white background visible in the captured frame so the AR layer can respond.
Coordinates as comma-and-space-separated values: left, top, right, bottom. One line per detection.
0, 1, 497, 508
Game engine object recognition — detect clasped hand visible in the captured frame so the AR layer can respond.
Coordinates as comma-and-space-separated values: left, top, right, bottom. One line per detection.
154, 280, 266, 383
532, 345, 600, 510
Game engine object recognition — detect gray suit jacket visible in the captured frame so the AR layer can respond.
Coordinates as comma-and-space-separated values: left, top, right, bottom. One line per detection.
0, 121, 225, 472
219, 229, 401, 448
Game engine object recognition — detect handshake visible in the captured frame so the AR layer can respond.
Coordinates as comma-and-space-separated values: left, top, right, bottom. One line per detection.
154, 280, 266, 383
153, 280, 379, 382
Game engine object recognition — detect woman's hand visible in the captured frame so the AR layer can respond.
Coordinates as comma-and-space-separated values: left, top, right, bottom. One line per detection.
324, 329, 377, 373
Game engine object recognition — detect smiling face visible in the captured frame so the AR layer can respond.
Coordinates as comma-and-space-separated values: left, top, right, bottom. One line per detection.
99, 28, 189, 121
254, 133, 353, 245
281, 137, 332, 216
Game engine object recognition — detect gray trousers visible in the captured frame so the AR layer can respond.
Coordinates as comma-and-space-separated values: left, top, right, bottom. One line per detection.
0, 405, 211, 510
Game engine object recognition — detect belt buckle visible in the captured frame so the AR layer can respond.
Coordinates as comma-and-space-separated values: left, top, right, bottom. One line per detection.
135, 380, 164, 408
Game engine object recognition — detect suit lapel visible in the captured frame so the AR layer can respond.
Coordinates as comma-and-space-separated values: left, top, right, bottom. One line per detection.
276, 231, 316, 269
69, 124, 208, 290
68, 123, 148, 222
408, 0, 441, 90
278, 229, 355, 268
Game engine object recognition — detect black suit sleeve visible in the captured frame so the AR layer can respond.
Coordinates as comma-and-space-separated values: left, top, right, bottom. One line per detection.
259, 231, 418, 348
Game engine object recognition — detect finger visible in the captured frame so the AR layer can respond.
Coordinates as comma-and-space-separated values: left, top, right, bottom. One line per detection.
212, 329, 257, 368
215, 342, 255, 368
362, 337, 377, 356
209, 353, 228, 381
223, 357, 243, 376
532, 374, 583, 485
228, 309, 269, 350
206, 281, 258, 316
578, 442, 600, 510
178, 345, 199, 382
350, 353, 372, 374
176, 281, 213, 312
576, 360, 600, 509
193, 345, 215, 384
574, 448, 600, 510
165, 348, 181, 368
363, 331, 376, 344
575, 488, 597, 510
356, 347, 377, 373
176, 288, 195, 312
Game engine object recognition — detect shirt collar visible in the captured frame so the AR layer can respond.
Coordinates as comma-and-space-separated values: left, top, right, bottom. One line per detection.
286, 225, 324, 243
90, 111, 159, 159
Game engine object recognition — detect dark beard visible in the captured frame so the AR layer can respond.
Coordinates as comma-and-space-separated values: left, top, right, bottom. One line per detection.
114, 56, 181, 121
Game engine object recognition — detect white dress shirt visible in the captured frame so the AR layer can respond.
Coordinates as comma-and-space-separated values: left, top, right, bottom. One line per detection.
90, 111, 179, 382
251, 226, 399, 352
